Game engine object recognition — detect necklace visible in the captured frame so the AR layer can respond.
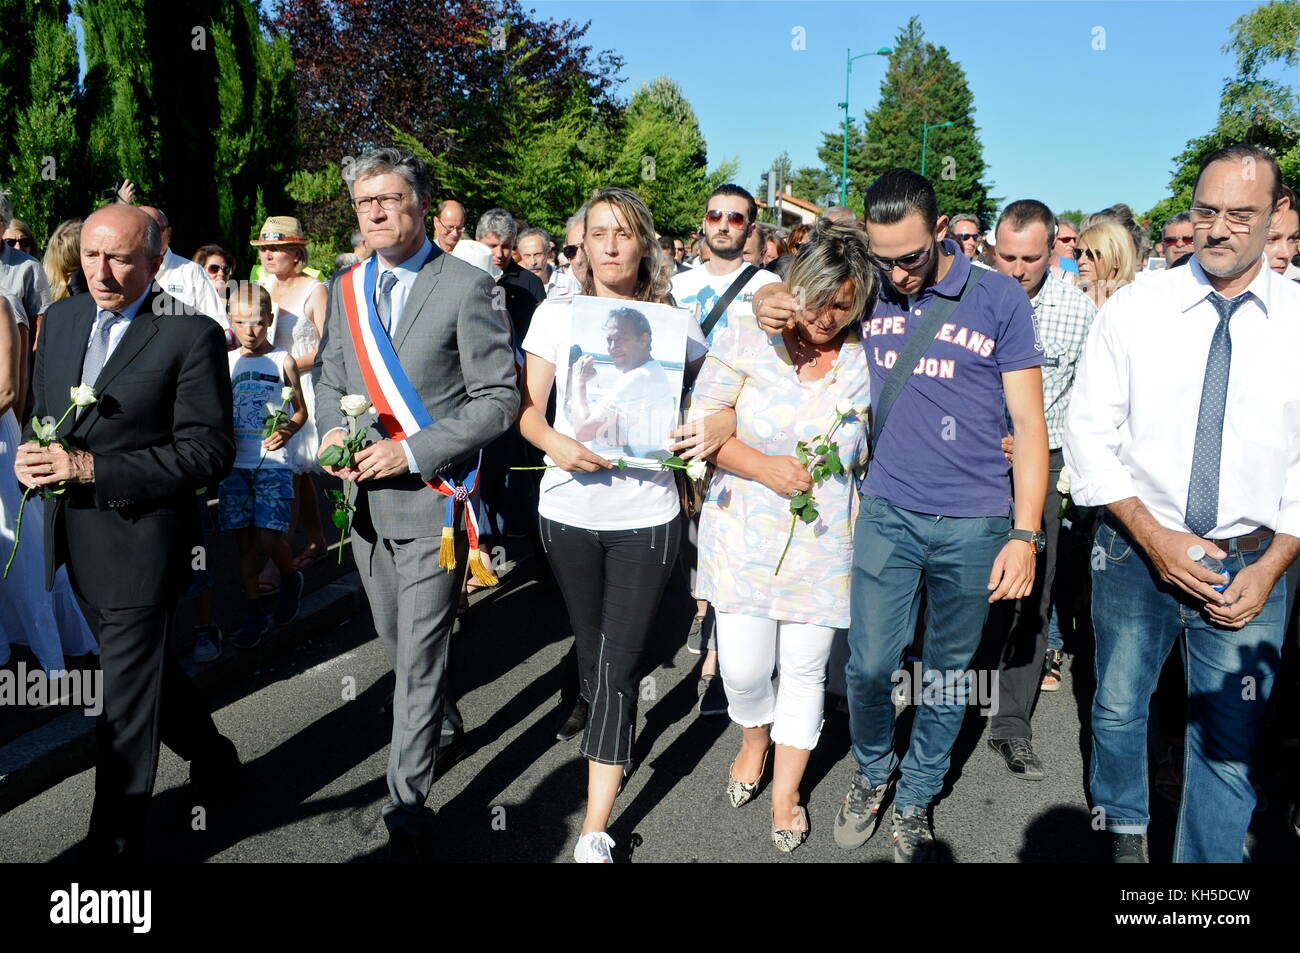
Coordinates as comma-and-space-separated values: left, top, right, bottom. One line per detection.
786, 329, 833, 368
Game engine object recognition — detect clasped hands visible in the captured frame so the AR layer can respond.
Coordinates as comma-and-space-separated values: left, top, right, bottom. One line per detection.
318, 429, 409, 483
14, 442, 95, 489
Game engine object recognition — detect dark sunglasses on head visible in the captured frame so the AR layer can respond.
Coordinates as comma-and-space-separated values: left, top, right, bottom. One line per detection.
868, 244, 933, 272
951, 232, 979, 243
1162, 234, 1195, 246
1073, 247, 1101, 262
705, 209, 747, 227
206, 262, 232, 275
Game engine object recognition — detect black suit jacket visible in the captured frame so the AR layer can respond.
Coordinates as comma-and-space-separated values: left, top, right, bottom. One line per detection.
24, 290, 235, 608
497, 262, 546, 347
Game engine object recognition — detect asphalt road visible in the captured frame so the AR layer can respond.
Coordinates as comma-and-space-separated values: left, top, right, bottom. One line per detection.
3, 564, 1297, 863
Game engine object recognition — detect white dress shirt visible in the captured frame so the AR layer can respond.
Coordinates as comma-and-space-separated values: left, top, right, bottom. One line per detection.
94, 288, 152, 370
544, 266, 579, 299
154, 248, 224, 321
1065, 255, 1300, 539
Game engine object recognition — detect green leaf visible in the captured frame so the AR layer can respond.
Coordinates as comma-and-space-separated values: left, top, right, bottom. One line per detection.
800, 505, 819, 524
795, 445, 809, 466
330, 510, 350, 529
814, 444, 829, 457
825, 455, 843, 476
663, 456, 685, 469
318, 444, 349, 467
789, 492, 810, 510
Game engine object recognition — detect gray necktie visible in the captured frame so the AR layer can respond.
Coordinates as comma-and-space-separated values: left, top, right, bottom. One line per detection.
81, 309, 124, 390
1185, 292, 1248, 537
376, 270, 398, 333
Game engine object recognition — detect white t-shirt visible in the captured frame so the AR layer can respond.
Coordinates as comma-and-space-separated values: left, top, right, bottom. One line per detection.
155, 248, 225, 321
670, 260, 780, 346
521, 296, 706, 531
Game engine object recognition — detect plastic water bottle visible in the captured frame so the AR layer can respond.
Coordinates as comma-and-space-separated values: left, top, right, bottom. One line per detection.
1187, 545, 1231, 592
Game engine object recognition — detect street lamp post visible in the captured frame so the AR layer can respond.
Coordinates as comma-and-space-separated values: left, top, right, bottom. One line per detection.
839, 46, 892, 206
920, 120, 954, 178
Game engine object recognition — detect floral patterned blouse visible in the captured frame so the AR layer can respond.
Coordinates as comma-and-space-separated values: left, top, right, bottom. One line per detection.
689, 318, 870, 628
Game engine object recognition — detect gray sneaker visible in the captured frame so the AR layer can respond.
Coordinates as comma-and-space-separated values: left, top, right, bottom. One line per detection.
833, 773, 891, 849
892, 805, 934, 863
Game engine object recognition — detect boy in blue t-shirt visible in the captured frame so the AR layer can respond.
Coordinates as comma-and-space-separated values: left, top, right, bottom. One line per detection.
756, 170, 1048, 862
219, 283, 308, 650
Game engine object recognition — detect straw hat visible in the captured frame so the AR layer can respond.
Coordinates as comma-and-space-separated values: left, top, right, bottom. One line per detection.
250, 215, 308, 247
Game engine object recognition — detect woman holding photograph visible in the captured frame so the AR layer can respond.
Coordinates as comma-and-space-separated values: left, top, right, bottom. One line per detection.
690, 219, 874, 852
519, 187, 731, 863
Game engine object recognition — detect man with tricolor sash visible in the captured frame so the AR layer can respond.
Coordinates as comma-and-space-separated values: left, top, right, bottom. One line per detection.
313, 147, 520, 862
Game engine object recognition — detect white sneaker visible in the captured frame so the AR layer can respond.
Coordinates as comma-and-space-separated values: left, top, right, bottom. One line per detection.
573, 831, 615, 863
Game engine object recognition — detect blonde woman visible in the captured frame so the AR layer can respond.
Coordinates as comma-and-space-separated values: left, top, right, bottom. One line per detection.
519, 187, 731, 862
1075, 220, 1136, 308
250, 216, 329, 569
42, 219, 85, 303
691, 220, 874, 852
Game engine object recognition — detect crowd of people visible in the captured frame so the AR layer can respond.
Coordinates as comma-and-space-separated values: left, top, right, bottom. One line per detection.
1, 138, 1298, 864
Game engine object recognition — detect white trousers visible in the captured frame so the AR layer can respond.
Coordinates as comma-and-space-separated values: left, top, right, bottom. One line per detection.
715, 612, 837, 751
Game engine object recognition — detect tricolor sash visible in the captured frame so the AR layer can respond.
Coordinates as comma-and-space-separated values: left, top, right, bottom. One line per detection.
339, 255, 497, 583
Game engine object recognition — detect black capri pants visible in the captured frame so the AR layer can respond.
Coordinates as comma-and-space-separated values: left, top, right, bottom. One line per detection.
540, 513, 682, 766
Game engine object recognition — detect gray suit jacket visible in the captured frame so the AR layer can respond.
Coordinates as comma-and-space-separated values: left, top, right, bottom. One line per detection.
312, 243, 520, 539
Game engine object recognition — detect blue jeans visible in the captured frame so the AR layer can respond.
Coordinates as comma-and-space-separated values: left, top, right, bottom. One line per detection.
846, 495, 1012, 809
1090, 517, 1287, 862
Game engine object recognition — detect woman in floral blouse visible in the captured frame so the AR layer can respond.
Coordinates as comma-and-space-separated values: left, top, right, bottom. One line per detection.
689, 220, 875, 852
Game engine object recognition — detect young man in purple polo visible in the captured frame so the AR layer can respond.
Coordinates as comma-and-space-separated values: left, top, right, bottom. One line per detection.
756, 169, 1048, 861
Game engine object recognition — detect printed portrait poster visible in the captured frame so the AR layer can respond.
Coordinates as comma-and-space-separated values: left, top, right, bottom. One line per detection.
562, 295, 693, 469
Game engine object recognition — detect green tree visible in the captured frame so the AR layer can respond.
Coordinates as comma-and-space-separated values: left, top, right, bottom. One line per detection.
5, 0, 81, 245
754, 151, 792, 222
857, 17, 995, 223
816, 119, 868, 216
790, 166, 836, 208
1143, 0, 1300, 241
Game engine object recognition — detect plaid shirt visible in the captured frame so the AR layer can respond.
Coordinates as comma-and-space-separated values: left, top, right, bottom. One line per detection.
1032, 272, 1097, 449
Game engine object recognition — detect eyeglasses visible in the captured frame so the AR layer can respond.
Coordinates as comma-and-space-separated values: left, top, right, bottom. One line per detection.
1073, 247, 1101, 262
352, 192, 407, 213
563, 244, 580, 259
206, 263, 232, 275
437, 220, 465, 233
1162, 234, 1195, 246
951, 232, 979, 243
868, 244, 933, 272
705, 209, 747, 227
1189, 206, 1265, 232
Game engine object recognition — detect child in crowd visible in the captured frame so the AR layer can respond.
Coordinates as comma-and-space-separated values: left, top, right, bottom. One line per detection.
219, 283, 307, 648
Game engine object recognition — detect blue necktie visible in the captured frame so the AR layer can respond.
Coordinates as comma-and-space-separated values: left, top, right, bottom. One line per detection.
376, 270, 398, 333
1184, 292, 1248, 537
78, 309, 124, 417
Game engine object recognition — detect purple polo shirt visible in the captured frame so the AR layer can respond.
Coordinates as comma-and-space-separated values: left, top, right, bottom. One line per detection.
862, 239, 1043, 517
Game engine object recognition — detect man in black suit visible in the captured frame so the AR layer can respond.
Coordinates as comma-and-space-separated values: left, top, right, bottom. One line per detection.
15, 203, 239, 859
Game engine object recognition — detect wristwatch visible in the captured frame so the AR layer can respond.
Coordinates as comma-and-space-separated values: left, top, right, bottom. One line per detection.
1008, 528, 1046, 554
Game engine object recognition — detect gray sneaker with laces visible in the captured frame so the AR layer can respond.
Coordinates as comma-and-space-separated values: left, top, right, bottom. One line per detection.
833, 773, 891, 849
892, 805, 934, 863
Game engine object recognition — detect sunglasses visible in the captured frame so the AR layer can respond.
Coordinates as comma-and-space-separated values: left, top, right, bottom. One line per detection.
563, 244, 580, 259
705, 209, 747, 227
1073, 247, 1101, 262
3, 237, 31, 249
206, 262, 232, 275
1162, 234, 1195, 246
951, 232, 979, 243
868, 244, 933, 272
1056, 235, 1077, 244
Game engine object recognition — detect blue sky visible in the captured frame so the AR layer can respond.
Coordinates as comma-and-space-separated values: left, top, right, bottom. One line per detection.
531, 0, 1281, 219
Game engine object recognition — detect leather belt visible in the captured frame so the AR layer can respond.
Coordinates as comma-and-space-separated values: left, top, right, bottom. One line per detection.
1208, 527, 1273, 553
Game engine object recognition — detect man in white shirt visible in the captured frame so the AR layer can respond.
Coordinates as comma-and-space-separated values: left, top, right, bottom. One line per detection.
518, 226, 578, 299
1065, 143, 1300, 864
139, 207, 224, 321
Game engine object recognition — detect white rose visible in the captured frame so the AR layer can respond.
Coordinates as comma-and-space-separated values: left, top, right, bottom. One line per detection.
685, 459, 708, 481
835, 398, 856, 418
265, 401, 279, 416
340, 394, 371, 417
281, 386, 295, 402
1056, 469, 1071, 496
70, 384, 97, 407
